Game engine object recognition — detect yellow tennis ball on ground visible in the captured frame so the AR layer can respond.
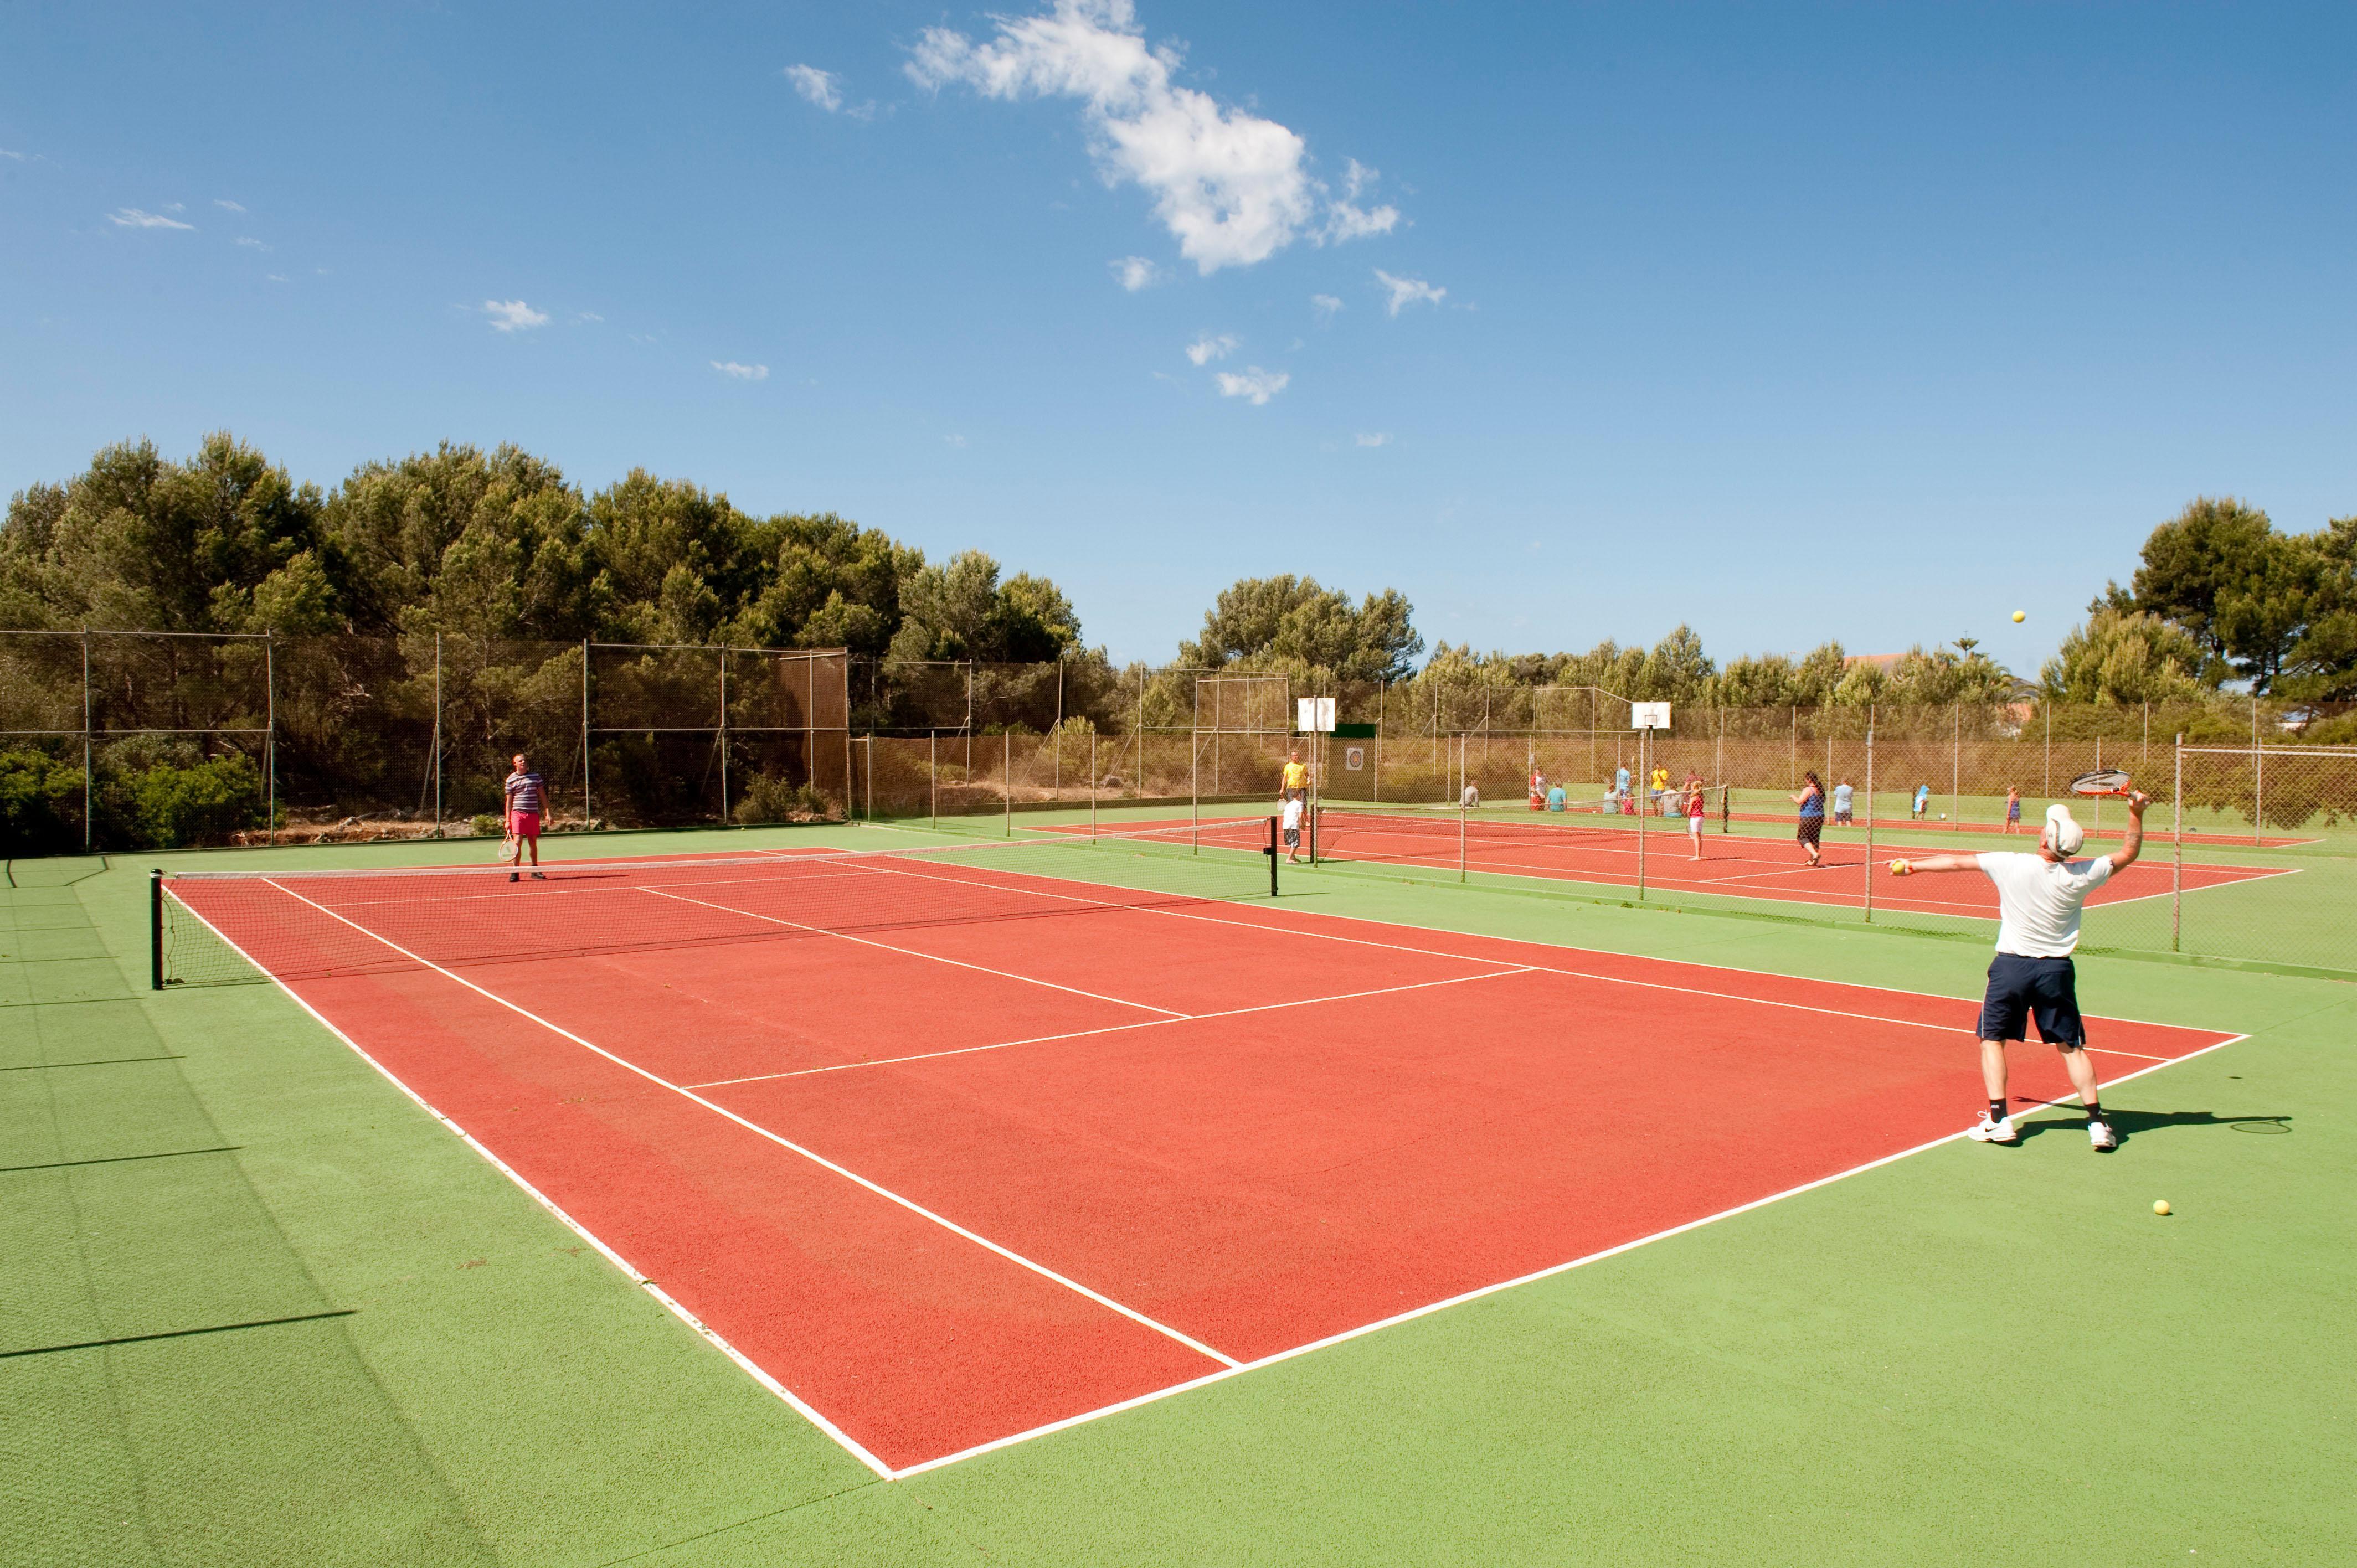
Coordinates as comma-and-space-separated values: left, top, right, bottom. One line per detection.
2011, 610, 2026, 622
2153, 1200, 2170, 1216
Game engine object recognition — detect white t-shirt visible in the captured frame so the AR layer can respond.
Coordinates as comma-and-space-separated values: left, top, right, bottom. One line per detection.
1976, 852, 2113, 957
1280, 797, 1304, 833
1833, 784, 1854, 811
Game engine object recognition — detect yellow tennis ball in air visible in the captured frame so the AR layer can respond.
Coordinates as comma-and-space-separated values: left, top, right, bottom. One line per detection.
2011, 610, 2026, 622
2153, 1200, 2171, 1216
1888, 859, 1910, 875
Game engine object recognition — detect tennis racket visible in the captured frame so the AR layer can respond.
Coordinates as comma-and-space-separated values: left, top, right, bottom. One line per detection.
2068, 768, 2134, 798
497, 833, 519, 864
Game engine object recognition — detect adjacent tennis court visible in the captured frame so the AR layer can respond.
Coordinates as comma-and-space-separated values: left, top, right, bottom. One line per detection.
1055, 809, 2292, 920
157, 832, 2237, 1474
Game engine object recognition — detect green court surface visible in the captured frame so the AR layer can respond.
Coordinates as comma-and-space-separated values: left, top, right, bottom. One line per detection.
6, 815, 2353, 1566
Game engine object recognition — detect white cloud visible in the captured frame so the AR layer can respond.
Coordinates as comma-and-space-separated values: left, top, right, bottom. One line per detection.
163, 202, 186, 212
482, 299, 550, 332
265, 273, 288, 283
1311, 293, 1342, 320
784, 64, 843, 111
1214, 366, 1288, 405
1185, 332, 1238, 366
908, 0, 1399, 275
1354, 432, 1392, 447
1324, 158, 1398, 242
235, 236, 270, 251
107, 208, 193, 230
943, 434, 968, 448
575, 311, 604, 323
214, 198, 245, 212
712, 360, 770, 380
1373, 268, 1445, 316
1110, 255, 1161, 291
0, 149, 25, 161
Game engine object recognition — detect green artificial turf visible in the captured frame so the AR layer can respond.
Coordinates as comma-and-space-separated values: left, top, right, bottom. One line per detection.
4, 822, 2351, 1565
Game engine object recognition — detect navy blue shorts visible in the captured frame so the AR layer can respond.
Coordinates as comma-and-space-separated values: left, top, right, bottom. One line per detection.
1978, 954, 2085, 1048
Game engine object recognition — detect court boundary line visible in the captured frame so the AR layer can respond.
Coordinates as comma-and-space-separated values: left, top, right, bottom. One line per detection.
254, 877, 1243, 1373
156, 889, 899, 1481
888, 1030, 2251, 1478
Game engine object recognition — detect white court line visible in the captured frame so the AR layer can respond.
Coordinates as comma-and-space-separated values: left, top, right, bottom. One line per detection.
158, 888, 898, 1481
891, 1029, 2253, 1478
255, 876, 1243, 1377
686, 966, 1538, 1089
635, 884, 1185, 1020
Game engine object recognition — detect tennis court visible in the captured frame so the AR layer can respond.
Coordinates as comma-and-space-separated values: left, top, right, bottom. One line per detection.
157, 831, 2237, 1474
1062, 809, 2291, 921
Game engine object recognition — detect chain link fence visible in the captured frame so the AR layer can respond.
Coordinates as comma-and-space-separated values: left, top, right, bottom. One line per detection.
6, 636, 2351, 977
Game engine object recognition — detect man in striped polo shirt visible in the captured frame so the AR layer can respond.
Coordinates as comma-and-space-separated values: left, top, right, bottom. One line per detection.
504, 752, 547, 882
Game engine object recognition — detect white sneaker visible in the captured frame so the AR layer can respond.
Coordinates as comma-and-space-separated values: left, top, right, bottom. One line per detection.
2088, 1118, 2117, 1152
1969, 1113, 2018, 1144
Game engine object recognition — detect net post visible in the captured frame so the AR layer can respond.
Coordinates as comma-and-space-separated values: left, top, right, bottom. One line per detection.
2171, 734, 2184, 952
148, 869, 163, 990
1267, 814, 1279, 896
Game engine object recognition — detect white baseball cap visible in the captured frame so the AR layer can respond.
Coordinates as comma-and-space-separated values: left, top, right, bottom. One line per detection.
2043, 803, 2086, 856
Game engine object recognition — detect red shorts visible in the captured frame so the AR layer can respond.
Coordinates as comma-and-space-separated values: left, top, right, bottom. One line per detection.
510, 811, 541, 840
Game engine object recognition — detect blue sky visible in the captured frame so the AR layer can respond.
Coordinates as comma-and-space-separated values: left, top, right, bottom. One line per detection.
2, 1, 2350, 671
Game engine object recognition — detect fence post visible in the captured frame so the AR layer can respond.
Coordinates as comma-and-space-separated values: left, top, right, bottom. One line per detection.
717, 648, 729, 825
1459, 736, 1468, 883
1089, 730, 1098, 840
581, 639, 593, 829
2043, 702, 2051, 797
930, 730, 938, 831
433, 632, 444, 837
81, 628, 92, 853
265, 632, 277, 844
1635, 724, 1647, 901
1373, 682, 1385, 802
1951, 702, 1960, 827
2171, 735, 2183, 951
2251, 697, 2263, 845
1003, 731, 1012, 837
1790, 705, 1798, 790
1863, 715, 1875, 924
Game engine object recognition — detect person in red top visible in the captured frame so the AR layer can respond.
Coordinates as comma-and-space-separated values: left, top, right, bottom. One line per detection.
1684, 770, 1708, 860
503, 752, 547, 882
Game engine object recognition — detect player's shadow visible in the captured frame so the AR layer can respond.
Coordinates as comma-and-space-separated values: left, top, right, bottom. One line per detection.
2016, 1109, 2292, 1144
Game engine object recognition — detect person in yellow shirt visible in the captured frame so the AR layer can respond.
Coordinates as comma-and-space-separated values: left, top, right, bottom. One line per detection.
1649, 763, 1670, 816
1280, 749, 1309, 801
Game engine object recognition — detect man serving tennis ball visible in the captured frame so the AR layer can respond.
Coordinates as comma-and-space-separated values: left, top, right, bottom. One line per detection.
1888, 791, 2149, 1150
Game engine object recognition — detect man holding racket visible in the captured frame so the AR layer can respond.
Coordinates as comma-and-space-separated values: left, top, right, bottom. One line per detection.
1888, 779, 2148, 1151
503, 752, 547, 883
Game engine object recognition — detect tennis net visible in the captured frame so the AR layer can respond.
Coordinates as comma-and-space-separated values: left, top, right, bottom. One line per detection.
1311, 792, 1728, 869
152, 821, 1278, 988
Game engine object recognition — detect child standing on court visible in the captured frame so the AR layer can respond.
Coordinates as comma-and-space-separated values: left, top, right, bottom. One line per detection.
1281, 792, 1305, 863
2006, 786, 2023, 833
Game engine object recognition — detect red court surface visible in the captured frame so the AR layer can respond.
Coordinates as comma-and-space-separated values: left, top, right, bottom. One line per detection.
176, 849, 2240, 1475
1099, 813, 2291, 919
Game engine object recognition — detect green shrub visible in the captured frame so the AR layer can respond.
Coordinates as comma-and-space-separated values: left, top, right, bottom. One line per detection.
0, 749, 83, 855
123, 752, 264, 848
471, 813, 505, 838
732, 773, 825, 824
